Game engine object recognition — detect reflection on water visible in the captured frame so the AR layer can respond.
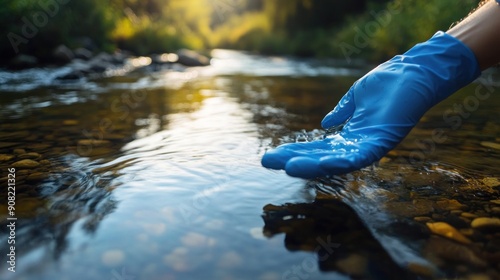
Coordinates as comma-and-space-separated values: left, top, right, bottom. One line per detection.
0, 50, 499, 280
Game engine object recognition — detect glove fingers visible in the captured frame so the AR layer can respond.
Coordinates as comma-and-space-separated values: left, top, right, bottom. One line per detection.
261, 141, 337, 170
321, 88, 355, 129
285, 157, 325, 179
318, 143, 380, 175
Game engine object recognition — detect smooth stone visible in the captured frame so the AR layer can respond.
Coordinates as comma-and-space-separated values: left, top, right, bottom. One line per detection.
39, 159, 51, 165
465, 273, 493, 280
471, 217, 500, 229
18, 152, 41, 160
12, 159, 40, 169
490, 199, 500, 205
383, 200, 434, 217
482, 177, 500, 187
426, 222, 471, 244
461, 212, 478, 219
63, 120, 79, 125
490, 207, 500, 214
425, 237, 487, 267
459, 228, 475, 237
480, 141, 500, 150
335, 254, 367, 277
77, 139, 111, 147
26, 172, 47, 182
435, 199, 466, 211
407, 262, 435, 278
0, 154, 15, 161
13, 148, 26, 155
86, 147, 114, 157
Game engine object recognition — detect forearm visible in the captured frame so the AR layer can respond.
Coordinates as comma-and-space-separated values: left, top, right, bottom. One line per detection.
447, 0, 500, 70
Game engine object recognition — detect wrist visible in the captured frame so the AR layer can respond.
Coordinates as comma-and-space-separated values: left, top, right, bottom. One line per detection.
447, 0, 500, 70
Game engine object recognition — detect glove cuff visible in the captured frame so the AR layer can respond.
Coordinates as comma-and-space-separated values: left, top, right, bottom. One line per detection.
394, 31, 481, 104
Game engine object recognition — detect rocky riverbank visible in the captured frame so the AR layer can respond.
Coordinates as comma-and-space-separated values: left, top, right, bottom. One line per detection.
6, 44, 211, 81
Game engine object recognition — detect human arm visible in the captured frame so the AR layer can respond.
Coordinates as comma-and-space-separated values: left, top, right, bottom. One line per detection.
261, 0, 500, 179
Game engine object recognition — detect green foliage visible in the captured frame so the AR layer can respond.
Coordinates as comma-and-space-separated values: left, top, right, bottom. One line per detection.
330, 0, 479, 62
0, 0, 482, 63
1, 0, 117, 61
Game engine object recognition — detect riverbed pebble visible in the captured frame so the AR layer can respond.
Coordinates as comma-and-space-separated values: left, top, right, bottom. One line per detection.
490, 199, 500, 206
335, 254, 367, 277
426, 222, 471, 244
12, 159, 40, 169
471, 217, 500, 229
77, 139, 111, 146
480, 141, 500, 150
461, 212, 479, 219
0, 154, 14, 161
26, 172, 47, 182
18, 152, 42, 160
436, 199, 466, 211
482, 177, 500, 187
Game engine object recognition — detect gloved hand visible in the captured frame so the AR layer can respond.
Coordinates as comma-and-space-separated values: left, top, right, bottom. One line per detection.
261, 31, 480, 179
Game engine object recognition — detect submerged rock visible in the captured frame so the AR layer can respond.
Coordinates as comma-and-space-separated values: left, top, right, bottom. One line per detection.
12, 159, 40, 169
176, 49, 210, 67
53, 44, 74, 64
471, 217, 500, 229
74, 48, 93, 60
426, 222, 471, 244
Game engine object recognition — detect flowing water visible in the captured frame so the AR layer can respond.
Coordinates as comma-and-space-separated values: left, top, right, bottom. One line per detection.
0, 50, 499, 280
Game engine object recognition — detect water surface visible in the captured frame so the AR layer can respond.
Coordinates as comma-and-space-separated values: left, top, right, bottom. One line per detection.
0, 50, 499, 280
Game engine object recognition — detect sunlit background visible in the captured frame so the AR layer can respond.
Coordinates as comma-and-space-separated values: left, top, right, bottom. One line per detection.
2, 0, 478, 62
1, 1, 500, 280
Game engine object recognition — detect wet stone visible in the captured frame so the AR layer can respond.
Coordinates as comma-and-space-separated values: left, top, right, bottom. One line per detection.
462, 212, 479, 219
435, 199, 466, 211
407, 262, 435, 278
0, 154, 15, 161
63, 120, 79, 125
425, 237, 487, 267
490, 200, 500, 206
426, 222, 471, 244
480, 141, 500, 150
13, 148, 26, 154
335, 254, 367, 277
26, 172, 48, 182
490, 207, 500, 214
482, 177, 500, 188
77, 139, 111, 147
471, 217, 500, 229
459, 228, 475, 237
18, 152, 42, 160
383, 200, 434, 217
12, 159, 40, 169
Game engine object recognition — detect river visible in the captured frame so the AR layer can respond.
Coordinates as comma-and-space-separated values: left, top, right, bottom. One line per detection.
0, 50, 499, 280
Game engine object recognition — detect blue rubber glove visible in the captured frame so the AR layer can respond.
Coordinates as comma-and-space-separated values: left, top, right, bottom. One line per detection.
261, 31, 480, 179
